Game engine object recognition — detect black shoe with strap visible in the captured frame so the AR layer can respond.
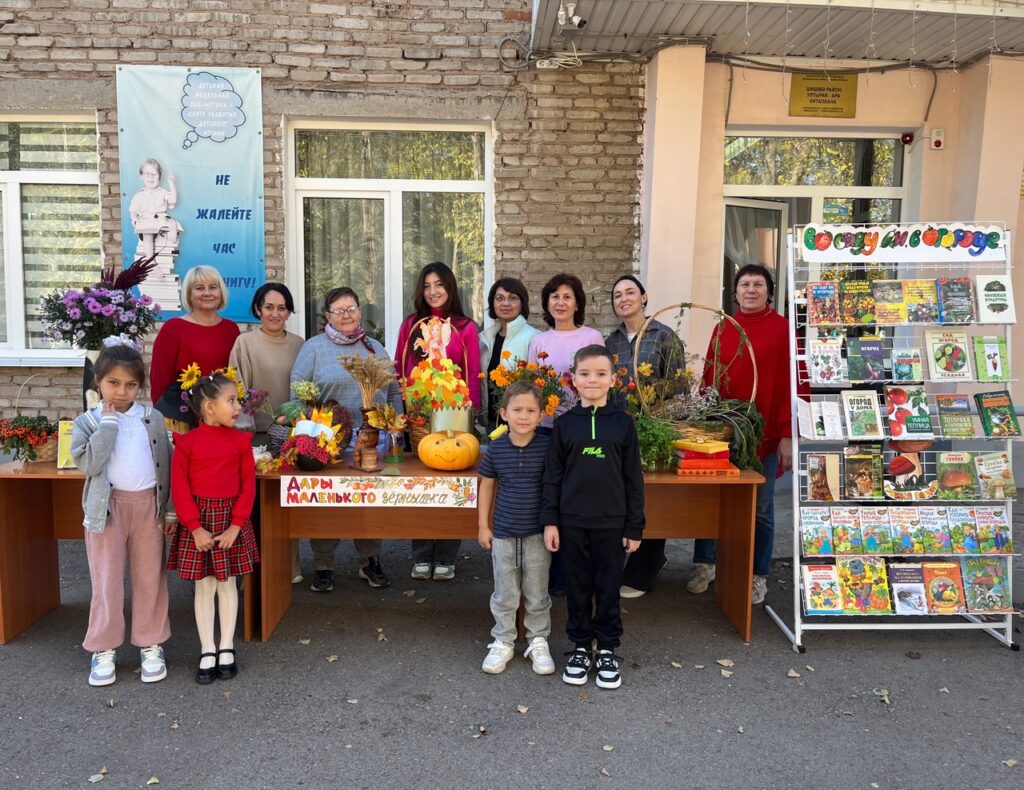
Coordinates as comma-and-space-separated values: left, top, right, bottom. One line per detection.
195, 653, 217, 685
217, 648, 238, 680
358, 557, 390, 589
561, 647, 593, 686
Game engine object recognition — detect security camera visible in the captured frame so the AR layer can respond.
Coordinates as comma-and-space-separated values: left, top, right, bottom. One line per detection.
566, 3, 587, 28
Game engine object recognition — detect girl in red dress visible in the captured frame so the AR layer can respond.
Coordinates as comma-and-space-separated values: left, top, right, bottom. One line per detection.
167, 373, 259, 684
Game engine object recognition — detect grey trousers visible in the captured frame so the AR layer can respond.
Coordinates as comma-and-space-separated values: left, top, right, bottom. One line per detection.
490, 534, 552, 644
310, 539, 381, 571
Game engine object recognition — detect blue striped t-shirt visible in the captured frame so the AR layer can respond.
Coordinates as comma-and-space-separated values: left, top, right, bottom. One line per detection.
478, 432, 550, 539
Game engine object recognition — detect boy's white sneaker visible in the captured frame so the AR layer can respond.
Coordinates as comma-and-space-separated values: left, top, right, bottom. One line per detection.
752, 574, 768, 605
482, 641, 515, 674
686, 563, 716, 594
594, 649, 622, 689
89, 649, 116, 687
523, 637, 555, 675
411, 563, 432, 580
140, 645, 167, 683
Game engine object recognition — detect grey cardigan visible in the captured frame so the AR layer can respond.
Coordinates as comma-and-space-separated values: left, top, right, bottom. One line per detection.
71, 405, 172, 533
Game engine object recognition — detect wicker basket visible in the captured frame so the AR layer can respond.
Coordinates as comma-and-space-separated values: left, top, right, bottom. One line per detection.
266, 422, 291, 456
26, 436, 58, 464
408, 422, 430, 454
633, 303, 758, 444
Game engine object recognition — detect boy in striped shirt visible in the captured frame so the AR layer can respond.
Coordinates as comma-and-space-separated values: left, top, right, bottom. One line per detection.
477, 381, 554, 676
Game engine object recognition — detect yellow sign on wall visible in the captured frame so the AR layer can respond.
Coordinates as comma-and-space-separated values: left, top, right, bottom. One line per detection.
789, 73, 858, 118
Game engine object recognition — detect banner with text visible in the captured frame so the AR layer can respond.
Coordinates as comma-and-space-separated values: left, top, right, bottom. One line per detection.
116, 65, 265, 321
798, 223, 1006, 263
281, 475, 478, 508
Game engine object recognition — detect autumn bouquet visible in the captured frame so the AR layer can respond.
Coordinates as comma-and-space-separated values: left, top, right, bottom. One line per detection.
489, 351, 567, 418
0, 415, 59, 462
39, 259, 160, 350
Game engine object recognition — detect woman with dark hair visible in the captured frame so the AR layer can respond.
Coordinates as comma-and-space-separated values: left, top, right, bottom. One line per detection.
479, 276, 540, 429
291, 287, 404, 592
394, 262, 481, 582
527, 273, 604, 417
229, 282, 305, 585
605, 274, 685, 599
689, 263, 802, 606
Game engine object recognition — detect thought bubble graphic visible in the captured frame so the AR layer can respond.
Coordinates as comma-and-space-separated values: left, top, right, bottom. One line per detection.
180, 72, 245, 149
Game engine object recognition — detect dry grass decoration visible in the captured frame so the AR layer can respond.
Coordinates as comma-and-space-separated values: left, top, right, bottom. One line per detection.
338, 354, 397, 410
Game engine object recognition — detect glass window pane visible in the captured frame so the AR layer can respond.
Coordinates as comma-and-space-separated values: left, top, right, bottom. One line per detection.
0, 192, 6, 343
822, 198, 901, 224
724, 137, 901, 187
296, 130, 484, 181
0, 122, 98, 171
402, 192, 485, 325
22, 184, 102, 349
302, 197, 386, 342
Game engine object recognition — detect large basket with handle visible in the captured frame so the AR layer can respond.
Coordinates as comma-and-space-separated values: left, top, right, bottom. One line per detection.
632, 302, 758, 444
14, 374, 59, 463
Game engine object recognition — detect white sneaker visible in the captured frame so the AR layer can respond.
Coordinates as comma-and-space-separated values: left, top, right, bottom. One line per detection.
433, 563, 455, 581
89, 649, 116, 687
524, 637, 556, 675
140, 645, 167, 683
686, 563, 716, 594
411, 563, 432, 580
481, 641, 515, 674
752, 575, 768, 605
291, 574, 304, 585
619, 585, 646, 599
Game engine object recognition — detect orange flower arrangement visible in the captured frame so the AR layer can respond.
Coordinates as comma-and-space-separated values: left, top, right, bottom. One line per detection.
488, 350, 568, 417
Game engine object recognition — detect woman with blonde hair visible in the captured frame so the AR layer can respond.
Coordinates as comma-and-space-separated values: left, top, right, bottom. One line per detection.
151, 265, 239, 433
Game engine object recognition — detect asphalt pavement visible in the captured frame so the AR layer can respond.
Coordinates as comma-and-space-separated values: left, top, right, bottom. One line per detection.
1, 514, 1021, 790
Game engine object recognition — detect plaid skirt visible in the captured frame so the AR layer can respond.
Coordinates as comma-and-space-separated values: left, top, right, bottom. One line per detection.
167, 495, 259, 581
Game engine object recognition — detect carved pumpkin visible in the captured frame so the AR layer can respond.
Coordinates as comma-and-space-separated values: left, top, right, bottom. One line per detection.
417, 429, 479, 471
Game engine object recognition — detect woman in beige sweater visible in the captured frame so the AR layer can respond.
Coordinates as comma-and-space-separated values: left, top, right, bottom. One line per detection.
229, 282, 305, 582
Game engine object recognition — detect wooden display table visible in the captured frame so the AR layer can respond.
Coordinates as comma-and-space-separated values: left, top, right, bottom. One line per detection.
0, 460, 764, 645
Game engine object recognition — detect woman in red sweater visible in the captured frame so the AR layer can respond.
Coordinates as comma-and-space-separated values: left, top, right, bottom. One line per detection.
689, 264, 800, 606
395, 261, 480, 582
150, 266, 240, 433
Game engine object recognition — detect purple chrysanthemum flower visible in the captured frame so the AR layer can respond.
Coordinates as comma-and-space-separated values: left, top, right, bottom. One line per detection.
86, 299, 102, 314
100, 304, 116, 316
68, 307, 82, 319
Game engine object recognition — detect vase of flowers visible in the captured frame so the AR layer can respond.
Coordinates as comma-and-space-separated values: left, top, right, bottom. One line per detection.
39, 259, 160, 411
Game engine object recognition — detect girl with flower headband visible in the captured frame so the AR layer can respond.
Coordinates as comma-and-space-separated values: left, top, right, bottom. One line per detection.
166, 371, 259, 685
71, 336, 174, 687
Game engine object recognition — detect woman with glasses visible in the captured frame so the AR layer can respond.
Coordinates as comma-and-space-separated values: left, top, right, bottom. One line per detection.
478, 277, 540, 430
290, 287, 404, 593
229, 283, 305, 584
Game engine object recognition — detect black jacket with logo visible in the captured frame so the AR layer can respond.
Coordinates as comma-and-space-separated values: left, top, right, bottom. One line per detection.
539, 402, 646, 540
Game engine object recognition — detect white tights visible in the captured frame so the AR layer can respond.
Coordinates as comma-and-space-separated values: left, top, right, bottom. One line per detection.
194, 576, 238, 669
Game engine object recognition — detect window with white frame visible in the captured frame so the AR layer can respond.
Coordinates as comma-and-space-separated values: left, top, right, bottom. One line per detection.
0, 119, 101, 363
288, 123, 491, 353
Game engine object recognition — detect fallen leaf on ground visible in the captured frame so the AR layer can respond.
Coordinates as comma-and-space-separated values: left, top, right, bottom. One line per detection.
716, 658, 735, 668
670, 661, 682, 669
346, 699, 358, 704
787, 669, 801, 678
326, 655, 339, 663
87, 775, 105, 784
222, 691, 232, 698
578, 691, 589, 701
376, 628, 388, 642
720, 669, 733, 678
600, 768, 611, 777
602, 745, 614, 752
403, 590, 416, 597
170, 719, 180, 731
940, 687, 950, 694
694, 664, 705, 670
415, 597, 426, 604
100, 768, 108, 776
805, 665, 815, 672
105, 699, 116, 708
905, 650, 921, 660
146, 779, 160, 786
298, 638, 311, 645
516, 705, 529, 714
737, 726, 745, 734
872, 688, 891, 705
1003, 759, 1018, 768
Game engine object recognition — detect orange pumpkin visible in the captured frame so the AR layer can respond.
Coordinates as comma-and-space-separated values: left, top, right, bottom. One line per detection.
417, 429, 480, 471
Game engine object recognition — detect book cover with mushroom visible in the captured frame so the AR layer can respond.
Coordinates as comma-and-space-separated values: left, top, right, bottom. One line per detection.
972, 451, 1016, 501
884, 451, 937, 500
935, 451, 977, 500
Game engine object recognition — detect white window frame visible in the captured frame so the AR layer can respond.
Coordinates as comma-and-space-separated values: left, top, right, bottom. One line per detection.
0, 113, 101, 367
285, 119, 494, 355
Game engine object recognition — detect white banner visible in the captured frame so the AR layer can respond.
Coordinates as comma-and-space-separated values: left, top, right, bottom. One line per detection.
281, 474, 477, 508
799, 223, 1006, 263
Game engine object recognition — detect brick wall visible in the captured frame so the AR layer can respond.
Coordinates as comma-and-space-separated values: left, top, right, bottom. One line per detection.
0, 0, 644, 417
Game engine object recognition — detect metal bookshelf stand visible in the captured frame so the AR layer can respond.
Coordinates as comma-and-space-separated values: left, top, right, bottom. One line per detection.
766, 222, 1017, 652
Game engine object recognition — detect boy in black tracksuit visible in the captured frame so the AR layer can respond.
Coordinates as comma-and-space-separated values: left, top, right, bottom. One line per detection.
540, 344, 645, 689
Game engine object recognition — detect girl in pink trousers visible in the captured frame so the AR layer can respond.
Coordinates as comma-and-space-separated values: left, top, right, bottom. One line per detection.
71, 338, 174, 686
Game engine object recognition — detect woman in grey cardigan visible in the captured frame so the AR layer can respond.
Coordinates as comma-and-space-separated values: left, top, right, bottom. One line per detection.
289, 287, 404, 593
604, 274, 685, 599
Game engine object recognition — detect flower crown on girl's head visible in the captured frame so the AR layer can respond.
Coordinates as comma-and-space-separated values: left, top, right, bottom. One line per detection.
177, 363, 246, 400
